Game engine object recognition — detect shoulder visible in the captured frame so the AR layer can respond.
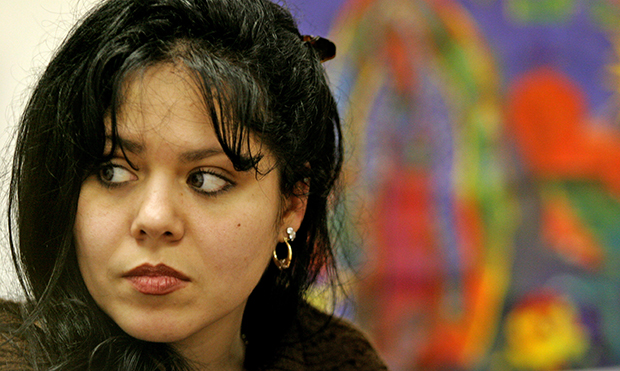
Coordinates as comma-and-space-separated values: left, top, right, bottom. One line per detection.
0, 300, 31, 371
270, 301, 389, 371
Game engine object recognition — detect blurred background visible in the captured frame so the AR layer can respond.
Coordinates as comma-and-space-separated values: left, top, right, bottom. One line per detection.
4, 0, 620, 370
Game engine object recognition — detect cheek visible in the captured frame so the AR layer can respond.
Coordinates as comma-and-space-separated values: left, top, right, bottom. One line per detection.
74, 207, 106, 301
192, 208, 279, 275
75, 209, 110, 256
74, 194, 125, 279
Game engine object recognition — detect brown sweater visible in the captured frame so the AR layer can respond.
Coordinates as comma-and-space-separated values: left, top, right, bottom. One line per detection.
0, 300, 388, 370
263, 303, 388, 370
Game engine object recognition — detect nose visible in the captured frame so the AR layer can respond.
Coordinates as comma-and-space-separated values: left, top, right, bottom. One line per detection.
130, 179, 185, 242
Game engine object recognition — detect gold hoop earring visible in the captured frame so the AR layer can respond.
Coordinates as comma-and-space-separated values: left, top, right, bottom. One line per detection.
272, 238, 292, 270
272, 227, 295, 270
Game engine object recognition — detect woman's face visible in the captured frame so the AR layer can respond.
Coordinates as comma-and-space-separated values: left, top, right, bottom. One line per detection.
74, 63, 305, 362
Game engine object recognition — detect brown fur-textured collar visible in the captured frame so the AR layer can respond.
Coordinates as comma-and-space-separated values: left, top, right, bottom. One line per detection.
0, 300, 388, 371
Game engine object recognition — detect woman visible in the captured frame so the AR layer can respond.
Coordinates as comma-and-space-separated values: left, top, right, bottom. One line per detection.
0, 0, 388, 370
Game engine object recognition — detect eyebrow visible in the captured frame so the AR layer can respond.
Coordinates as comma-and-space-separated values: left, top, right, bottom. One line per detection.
106, 135, 225, 163
107, 136, 144, 154
179, 148, 226, 163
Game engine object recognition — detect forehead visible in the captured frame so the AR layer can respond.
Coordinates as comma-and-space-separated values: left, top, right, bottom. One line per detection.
108, 63, 270, 168
103, 64, 215, 157
116, 63, 206, 130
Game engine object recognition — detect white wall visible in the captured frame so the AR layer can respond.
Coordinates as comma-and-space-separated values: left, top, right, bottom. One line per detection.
0, 0, 100, 298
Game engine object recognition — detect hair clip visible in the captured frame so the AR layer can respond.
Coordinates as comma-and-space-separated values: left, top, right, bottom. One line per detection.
302, 35, 336, 63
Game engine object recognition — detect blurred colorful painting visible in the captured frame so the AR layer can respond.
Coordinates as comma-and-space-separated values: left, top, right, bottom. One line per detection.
289, 0, 620, 370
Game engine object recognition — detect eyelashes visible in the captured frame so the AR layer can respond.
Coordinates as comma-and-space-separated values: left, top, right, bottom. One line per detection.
186, 169, 233, 196
97, 164, 137, 187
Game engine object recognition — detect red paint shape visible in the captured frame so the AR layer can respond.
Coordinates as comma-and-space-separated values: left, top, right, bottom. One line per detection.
385, 27, 417, 94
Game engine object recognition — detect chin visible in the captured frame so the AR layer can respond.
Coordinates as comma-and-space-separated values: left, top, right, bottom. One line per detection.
122, 323, 190, 343
108, 309, 195, 343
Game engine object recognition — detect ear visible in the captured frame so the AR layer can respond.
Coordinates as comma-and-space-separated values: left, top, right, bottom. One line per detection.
279, 180, 309, 241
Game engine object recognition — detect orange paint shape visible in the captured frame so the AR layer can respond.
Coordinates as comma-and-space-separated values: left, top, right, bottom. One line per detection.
507, 67, 620, 194
541, 193, 603, 270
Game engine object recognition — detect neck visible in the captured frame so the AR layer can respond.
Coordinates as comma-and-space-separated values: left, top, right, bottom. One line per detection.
172, 316, 246, 371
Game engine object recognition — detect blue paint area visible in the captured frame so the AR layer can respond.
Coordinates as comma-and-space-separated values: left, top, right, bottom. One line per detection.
284, 0, 617, 115
284, 0, 347, 36
461, 0, 615, 116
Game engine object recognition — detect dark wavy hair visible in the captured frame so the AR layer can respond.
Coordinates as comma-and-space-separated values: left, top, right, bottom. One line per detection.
6, 0, 342, 369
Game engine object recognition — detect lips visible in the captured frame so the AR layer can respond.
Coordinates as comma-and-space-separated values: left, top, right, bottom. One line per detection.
123, 264, 189, 295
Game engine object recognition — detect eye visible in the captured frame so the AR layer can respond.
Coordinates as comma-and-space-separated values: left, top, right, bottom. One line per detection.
187, 170, 231, 195
97, 164, 136, 186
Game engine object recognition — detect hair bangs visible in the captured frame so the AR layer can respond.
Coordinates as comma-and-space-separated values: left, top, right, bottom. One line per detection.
91, 39, 272, 175
181, 44, 271, 173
